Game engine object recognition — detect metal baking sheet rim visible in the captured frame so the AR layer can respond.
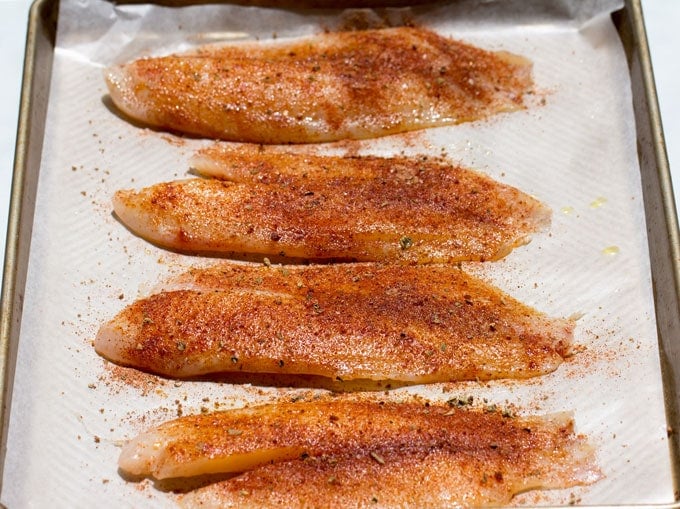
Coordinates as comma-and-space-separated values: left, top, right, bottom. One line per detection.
0, 0, 678, 506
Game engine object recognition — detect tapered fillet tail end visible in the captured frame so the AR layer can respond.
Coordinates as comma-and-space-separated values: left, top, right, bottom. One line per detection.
496, 50, 532, 68
526, 312, 575, 361
524, 198, 552, 238
571, 439, 604, 486
554, 316, 576, 358
492, 199, 552, 260
493, 50, 535, 105
536, 200, 552, 229
526, 412, 603, 489
496, 51, 534, 83
557, 428, 604, 488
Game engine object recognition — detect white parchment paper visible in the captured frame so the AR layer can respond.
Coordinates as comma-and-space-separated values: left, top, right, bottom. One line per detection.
2, 0, 675, 506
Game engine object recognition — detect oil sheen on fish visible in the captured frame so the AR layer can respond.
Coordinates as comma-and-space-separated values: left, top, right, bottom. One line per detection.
94, 263, 573, 382
113, 151, 550, 263
117, 398, 600, 507
104, 27, 533, 143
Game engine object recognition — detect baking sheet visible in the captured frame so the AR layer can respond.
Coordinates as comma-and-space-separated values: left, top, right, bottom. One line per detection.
1, 0, 675, 506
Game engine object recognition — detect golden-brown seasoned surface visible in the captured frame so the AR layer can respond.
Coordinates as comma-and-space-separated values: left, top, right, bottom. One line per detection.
114, 152, 549, 262
95, 263, 572, 382
117, 397, 599, 507
105, 27, 533, 143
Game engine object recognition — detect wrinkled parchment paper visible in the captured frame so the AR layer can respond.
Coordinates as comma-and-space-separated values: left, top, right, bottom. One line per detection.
2, 0, 675, 506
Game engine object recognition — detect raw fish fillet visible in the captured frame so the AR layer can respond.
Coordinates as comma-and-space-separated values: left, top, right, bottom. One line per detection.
104, 27, 533, 143
95, 263, 573, 382
113, 151, 550, 263
117, 398, 600, 507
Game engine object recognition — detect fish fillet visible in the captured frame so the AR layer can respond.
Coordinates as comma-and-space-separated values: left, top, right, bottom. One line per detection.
104, 27, 533, 143
95, 263, 573, 382
117, 398, 600, 507
113, 152, 550, 262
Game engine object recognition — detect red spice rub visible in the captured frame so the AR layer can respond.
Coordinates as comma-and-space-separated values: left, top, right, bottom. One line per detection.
95, 263, 572, 383
105, 26, 533, 143
116, 397, 599, 506
114, 152, 549, 263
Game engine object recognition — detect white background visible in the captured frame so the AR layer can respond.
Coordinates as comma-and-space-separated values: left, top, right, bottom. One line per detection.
0, 0, 678, 283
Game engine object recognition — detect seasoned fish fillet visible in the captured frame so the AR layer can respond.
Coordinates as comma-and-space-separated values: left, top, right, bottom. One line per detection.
118, 398, 600, 507
95, 263, 573, 382
113, 152, 550, 262
104, 27, 533, 143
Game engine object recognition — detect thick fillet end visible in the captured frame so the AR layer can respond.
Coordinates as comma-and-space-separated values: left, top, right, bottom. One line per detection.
189, 151, 224, 179
104, 64, 146, 124
117, 430, 167, 479
112, 188, 177, 249
111, 189, 140, 232
120, 413, 308, 479
94, 317, 134, 367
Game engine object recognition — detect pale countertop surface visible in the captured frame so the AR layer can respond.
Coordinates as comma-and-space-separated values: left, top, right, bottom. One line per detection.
0, 0, 678, 286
